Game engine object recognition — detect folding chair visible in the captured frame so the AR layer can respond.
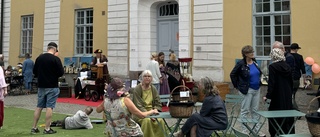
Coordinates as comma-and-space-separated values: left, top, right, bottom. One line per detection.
218, 94, 244, 137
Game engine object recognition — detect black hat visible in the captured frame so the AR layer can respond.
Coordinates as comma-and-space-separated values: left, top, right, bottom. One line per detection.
48, 42, 58, 48
290, 43, 301, 49
94, 49, 102, 53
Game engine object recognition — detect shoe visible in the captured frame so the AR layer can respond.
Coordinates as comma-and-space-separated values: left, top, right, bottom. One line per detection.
30, 128, 40, 134
43, 128, 57, 134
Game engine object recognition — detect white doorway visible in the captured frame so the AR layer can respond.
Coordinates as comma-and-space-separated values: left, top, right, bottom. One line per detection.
157, 2, 179, 60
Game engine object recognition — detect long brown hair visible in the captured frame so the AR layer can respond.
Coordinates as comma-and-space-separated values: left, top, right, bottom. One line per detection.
199, 77, 219, 96
157, 52, 165, 66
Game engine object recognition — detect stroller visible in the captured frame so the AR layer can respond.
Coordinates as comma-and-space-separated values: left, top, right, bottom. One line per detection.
7, 70, 24, 95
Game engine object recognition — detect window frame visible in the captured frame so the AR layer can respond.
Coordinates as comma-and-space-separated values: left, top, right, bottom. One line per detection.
20, 15, 34, 57
74, 8, 93, 56
252, 0, 291, 59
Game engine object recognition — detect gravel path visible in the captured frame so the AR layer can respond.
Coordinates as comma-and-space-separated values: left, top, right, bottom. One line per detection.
4, 85, 317, 136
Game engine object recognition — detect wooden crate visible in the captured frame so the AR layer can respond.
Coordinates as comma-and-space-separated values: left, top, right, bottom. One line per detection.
197, 82, 230, 102
215, 82, 230, 100
59, 86, 72, 98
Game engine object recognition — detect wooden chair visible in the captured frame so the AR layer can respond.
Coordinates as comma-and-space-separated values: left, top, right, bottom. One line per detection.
232, 127, 250, 137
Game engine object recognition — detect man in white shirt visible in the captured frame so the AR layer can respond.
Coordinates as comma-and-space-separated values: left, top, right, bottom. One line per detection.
51, 106, 93, 129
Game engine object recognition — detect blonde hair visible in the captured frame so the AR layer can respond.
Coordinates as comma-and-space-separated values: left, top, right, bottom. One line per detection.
150, 52, 157, 60
169, 53, 176, 61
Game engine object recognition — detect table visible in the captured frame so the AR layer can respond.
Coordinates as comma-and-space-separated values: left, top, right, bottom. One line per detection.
147, 112, 184, 137
257, 110, 305, 136
279, 133, 312, 137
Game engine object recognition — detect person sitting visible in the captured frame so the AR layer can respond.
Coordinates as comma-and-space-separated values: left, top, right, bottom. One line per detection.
96, 77, 158, 136
16, 63, 23, 76
5, 65, 12, 77
173, 77, 228, 137
51, 106, 94, 129
91, 49, 110, 83
132, 70, 165, 137
74, 62, 91, 99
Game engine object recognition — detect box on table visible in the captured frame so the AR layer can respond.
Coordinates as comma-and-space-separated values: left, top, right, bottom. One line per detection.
59, 86, 72, 98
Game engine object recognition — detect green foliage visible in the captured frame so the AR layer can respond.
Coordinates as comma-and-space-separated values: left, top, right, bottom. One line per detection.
1, 107, 105, 137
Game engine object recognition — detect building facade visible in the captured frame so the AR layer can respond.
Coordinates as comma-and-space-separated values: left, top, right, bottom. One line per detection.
1, 0, 320, 87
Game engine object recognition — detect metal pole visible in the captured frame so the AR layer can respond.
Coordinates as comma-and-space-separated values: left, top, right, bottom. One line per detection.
0, 0, 4, 54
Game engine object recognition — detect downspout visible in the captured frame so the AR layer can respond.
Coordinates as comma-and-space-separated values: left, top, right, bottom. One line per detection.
0, 0, 4, 54
190, 0, 194, 74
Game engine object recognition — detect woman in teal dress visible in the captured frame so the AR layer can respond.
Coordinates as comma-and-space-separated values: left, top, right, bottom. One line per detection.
132, 70, 166, 137
96, 77, 158, 137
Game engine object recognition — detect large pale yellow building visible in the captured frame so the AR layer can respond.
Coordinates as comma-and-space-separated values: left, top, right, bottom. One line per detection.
1, 0, 319, 88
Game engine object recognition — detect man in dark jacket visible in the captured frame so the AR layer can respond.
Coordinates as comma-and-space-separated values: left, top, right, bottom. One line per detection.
290, 43, 306, 110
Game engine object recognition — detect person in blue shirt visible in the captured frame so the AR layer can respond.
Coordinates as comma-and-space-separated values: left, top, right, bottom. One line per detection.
230, 45, 264, 135
22, 53, 34, 94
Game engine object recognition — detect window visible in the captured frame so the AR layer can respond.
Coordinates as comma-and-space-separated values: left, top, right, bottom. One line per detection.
253, 0, 291, 57
21, 15, 34, 56
158, 2, 179, 17
75, 9, 93, 55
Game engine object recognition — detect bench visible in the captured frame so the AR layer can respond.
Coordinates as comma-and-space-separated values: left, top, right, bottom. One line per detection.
159, 94, 170, 103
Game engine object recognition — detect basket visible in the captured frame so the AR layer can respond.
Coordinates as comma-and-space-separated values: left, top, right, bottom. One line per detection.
305, 96, 320, 137
169, 85, 195, 118
172, 81, 197, 102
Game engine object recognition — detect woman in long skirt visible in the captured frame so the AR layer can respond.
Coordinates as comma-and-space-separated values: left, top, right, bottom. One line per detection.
157, 52, 170, 95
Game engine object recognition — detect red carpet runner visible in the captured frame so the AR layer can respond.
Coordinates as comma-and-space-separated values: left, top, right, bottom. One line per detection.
57, 95, 169, 111
56, 95, 102, 107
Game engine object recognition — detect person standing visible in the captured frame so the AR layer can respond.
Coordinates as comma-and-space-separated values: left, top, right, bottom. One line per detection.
272, 41, 295, 73
0, 54, 4, 71
263, 48, 294, 137
290, 43, 306, 111
230, 45, 264, 135
22, 53, 34, 94
91, 49, 110, 83
146, 52, 162, 93
31, 42, 64, 134
0, 65, 8, 129
157, 52, 170, 95
165, 51, 181, 93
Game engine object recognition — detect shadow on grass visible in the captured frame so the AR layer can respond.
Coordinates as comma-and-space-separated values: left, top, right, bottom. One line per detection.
1, 107, 105, 137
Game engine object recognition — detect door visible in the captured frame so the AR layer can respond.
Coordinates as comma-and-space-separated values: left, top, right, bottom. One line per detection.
158, 20, 179, 60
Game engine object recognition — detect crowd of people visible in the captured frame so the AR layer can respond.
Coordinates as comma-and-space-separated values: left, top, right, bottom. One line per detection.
0, 40, 311, 137
230, 41, 307, 137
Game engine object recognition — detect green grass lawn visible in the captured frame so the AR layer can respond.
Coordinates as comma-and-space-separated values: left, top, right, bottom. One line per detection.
1, 107, 236, 137
1, 107, 105, 137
